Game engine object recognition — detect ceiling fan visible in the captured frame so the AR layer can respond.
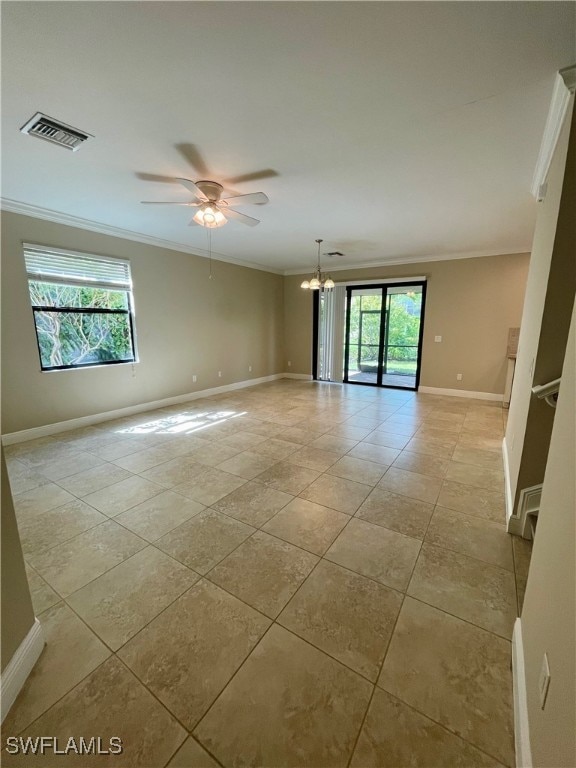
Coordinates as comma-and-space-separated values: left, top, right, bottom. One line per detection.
141, 178, 268, 228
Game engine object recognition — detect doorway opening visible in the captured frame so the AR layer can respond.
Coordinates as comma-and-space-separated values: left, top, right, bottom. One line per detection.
343, 283, 426, 389
314, 281, 426, 390
344, 282, 426, 390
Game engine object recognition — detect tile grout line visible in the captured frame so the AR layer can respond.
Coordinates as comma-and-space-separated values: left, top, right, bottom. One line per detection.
377, 687, 514, 768
161, 732, 225, 768
345, 584, 410, 768
421, 519, 516, 572
7, 654, 114, 740
189, 620, 279, 746
396, 592, 515, 643
57, 546, 204, 656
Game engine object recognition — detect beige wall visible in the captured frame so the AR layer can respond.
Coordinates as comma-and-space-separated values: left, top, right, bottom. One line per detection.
1, 212, 285, 434
284, 253, 530, 394
505, 97, 575, 507
1, 213, 530, 435
521, 298, 576, 768
1, 448, 36, 672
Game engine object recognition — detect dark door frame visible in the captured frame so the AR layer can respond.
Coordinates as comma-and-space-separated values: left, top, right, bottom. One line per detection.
312, 291, 320, 381
332, 280, 427, 391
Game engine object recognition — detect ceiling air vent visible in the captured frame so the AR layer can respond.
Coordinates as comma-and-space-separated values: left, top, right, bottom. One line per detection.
20, 112, 92, 151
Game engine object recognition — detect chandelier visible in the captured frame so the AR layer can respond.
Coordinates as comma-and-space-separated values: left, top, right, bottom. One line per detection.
301, 239, 335, 290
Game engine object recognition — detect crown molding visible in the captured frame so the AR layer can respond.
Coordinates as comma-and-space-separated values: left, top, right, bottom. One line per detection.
0, 198, 283, 275
0, 198, 530, 278
282, 247, 531, 276
531, 66, 576, 201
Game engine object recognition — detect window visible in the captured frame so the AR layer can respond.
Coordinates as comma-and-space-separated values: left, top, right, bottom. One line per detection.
24, 244, 137, 371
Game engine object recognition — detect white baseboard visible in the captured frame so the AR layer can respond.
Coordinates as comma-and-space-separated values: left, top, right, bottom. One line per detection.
2, 373, 301, 445
512, 618, 533, 768
418, 386, 503, 402
2, 376, 503, 445
1, 619, 45, 723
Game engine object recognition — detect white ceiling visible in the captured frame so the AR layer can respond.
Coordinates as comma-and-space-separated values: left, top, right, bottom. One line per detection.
2, 2, 574, 273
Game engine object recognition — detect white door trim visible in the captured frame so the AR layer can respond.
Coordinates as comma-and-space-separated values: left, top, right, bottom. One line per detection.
512, 618, 533, 768
531, 67, 576, 200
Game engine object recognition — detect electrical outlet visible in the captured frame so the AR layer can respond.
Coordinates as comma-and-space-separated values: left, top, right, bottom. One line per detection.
248, 365, 252, 372
192, 375, 197, 383
218, 371, 222, 378
539, 653, 551, 709
434, 335, 442, 343
287, 361, 292, 367
456, 373, 463, 381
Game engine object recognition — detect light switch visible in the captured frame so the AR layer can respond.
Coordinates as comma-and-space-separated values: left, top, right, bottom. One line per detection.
434, 335, 442, 343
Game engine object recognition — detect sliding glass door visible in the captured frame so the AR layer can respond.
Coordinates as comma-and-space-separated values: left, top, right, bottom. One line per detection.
344, 288, 384, 385
343, 282, 426, 390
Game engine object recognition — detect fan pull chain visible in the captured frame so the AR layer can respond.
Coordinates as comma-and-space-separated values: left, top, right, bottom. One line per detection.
208, 227, 213, 280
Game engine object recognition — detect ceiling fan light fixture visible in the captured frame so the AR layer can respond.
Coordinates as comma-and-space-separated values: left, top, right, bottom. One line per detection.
193, 204, 227, 228
142, 176, 266, 228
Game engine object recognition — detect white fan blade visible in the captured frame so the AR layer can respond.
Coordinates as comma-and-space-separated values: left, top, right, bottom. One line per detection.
222, 192, 269, 206
223, 208, 260, 227
176, 178, 205, 199
141, 201, 197, 205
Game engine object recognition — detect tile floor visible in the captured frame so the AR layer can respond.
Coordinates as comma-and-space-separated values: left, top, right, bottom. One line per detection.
3, 380, 530, 767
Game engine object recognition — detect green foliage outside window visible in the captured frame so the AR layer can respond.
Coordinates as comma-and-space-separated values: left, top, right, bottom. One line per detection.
348, 292, 422, 369
387, 293, 421, 362
29, 281, 135, 369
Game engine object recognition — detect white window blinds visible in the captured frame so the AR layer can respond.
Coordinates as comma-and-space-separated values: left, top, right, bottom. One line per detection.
24, 244, 132, 290
318, 286, 346, 382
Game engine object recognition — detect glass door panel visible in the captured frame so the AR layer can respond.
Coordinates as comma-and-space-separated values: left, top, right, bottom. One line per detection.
382, 286, 423, 389
343, 282, 426, 390
344, 288, 383, 385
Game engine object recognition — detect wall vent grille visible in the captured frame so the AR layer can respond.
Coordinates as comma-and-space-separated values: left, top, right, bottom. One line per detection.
20, 113, 92, 151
